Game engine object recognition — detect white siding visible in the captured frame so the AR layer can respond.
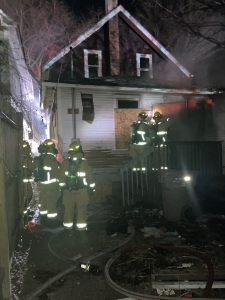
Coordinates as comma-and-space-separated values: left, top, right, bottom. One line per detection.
61, 88, 115, 151
60, 89, 188, 154
141, 93, 164, 110
141, 93, 185, 111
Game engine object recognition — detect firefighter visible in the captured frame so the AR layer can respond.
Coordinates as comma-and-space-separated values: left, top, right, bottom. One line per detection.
129, 111, 150, 159
37, 139, 60, 222
59, 141, 95, 231
150, 111, 173, 171
150, 111, 172, 145
22, 140, 33, 215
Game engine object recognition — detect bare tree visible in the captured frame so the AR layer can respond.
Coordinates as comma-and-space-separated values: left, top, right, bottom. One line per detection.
0, 0, 103, 78
133, 0, 225, 64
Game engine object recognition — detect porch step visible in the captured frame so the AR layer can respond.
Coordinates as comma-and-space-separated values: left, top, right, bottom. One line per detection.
84, 149, 132, 170
84, 149, 132, 182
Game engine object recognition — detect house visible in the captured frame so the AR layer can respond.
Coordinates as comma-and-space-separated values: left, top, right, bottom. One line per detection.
0, 10, 46, 299
41, 1, 223, 174
0, 10, 46, 155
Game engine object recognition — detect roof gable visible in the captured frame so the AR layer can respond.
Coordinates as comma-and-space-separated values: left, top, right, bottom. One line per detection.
0, 10, 17, 27
42, 5, 192, 78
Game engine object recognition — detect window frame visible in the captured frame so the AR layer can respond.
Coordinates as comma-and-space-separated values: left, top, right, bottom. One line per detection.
84, 49, 102, 78
113, 95, 141, 109
81, 93, 95, 123
136, 53, 153, 78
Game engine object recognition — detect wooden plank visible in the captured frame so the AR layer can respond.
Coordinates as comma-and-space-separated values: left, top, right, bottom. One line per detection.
152, 281, 225, 290
151, 269, 225, 282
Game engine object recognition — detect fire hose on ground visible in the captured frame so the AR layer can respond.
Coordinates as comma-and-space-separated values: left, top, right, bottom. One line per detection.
25, 225, 135, 300
25, 225, 220, 300
104, 245, 218, 300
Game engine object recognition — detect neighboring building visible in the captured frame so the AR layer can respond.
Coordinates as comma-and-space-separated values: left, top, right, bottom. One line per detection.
0, 10, 46, 155
41, 1, 221, 165
0, 10, 46, 299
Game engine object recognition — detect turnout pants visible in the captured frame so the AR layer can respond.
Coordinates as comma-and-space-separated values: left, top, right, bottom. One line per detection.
63, 188, 89, 229
39, 182, 59, 219
129, 144, 147, 159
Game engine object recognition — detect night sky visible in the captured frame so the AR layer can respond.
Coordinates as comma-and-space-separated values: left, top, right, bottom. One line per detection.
64, 0, 136, 15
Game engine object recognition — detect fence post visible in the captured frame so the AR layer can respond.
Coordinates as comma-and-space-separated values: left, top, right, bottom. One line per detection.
126, 167, 129, 206
121, 171, 125, 207
0, 117, 11, 299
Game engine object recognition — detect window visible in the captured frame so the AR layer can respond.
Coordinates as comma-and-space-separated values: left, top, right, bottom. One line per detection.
136, 53, 153, 78
118, 100, 138, 109
81, 94, 94, 123
84, 50, 102, 78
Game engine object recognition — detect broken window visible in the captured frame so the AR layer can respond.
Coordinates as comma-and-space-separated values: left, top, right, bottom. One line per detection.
84, 50, 102, 78
136, 53, 153, 78
118, 100, 138, 109
81, 94, 94, 123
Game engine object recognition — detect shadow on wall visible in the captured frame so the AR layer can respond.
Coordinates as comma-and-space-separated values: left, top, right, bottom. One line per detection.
168, 97, 217, 142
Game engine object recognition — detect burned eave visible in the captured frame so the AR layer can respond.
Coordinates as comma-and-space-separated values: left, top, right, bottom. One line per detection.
43, 76, 221, 95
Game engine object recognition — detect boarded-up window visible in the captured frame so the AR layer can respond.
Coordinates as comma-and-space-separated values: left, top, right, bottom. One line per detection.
81, 94, 94, 124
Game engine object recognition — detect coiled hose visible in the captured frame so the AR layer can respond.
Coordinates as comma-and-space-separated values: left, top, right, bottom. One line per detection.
25, 225, 135, 300
104, 245, 219, 300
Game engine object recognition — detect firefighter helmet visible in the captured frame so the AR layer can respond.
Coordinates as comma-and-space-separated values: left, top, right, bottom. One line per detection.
23, 140, 30, 148
43, 139, 55, 147
22, 140, 31, 155
138, 111, 148, 121
153, 111, 163, 122
68, 141, 80, 153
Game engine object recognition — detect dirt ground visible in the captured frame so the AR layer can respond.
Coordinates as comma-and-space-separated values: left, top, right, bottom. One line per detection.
10, 185, 225, 300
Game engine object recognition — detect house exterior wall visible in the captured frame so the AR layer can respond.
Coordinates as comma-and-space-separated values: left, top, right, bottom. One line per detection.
56, 86, 188, 157
58, 87, 116, 156
48, 18, 185, 85
2, 24, 46, 154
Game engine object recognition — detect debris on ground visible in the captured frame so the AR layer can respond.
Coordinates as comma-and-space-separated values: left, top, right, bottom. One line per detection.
106, 218, 128, 235
182, 263, 194, 268
25, 221, 45, 232
156, 288, 175, 296
141, 227, 163, 238
163, 231, 179, 236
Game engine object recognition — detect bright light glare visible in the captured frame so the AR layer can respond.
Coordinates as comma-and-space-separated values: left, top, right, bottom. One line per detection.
47, 213, 57, 218
76, 223, 87, 228
184, 176, 191, 181
63, 222, 73, 228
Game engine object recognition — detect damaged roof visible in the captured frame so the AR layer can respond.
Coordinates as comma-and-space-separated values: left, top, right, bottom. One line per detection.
42, 5, 192, 78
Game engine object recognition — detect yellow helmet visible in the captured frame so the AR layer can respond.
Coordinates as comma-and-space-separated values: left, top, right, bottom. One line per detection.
69, 141, 80, 152
138, 111, 148, 120
154, 111, 162, 118
23, 140, 29, 148
43, 139, 55, 147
